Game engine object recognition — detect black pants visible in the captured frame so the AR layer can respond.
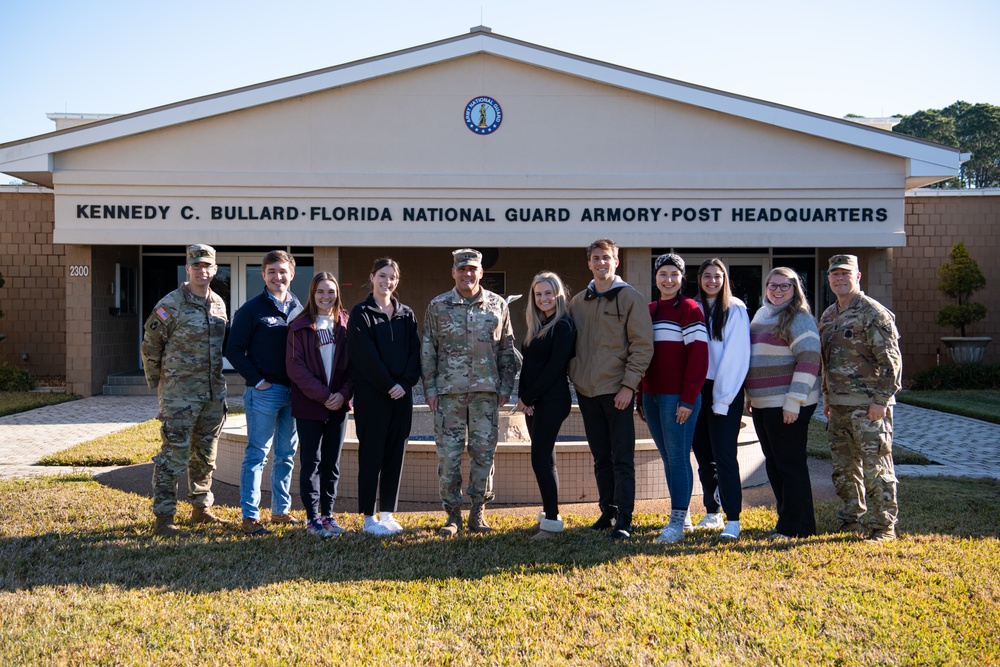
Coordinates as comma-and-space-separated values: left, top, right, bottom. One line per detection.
354, 382, 412, 516
526, 395, 571, 521
296, 412, 347, 521
752, 403, 817, 537
691, 381, 744, 520
577, 392, 636, 529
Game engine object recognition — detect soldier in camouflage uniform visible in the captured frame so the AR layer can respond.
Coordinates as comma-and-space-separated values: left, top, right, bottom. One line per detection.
820, 254, 902, 542
142, 244, 229, 537
420, 249, 520, 536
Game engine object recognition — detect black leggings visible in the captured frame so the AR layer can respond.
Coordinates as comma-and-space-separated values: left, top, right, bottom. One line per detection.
526, 396, 571, 520
354, 383, 412, 516
691, 381, 744, 520
296, 412, 347, 520
752, 403, 817, 538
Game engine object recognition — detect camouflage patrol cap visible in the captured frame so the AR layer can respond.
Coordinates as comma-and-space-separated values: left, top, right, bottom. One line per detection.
453, 248, 483, 268
186, 244, 217, 266
828, 254, 859, 271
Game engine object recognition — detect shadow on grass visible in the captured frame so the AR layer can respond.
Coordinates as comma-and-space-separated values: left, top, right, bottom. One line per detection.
3, 478, 999, 595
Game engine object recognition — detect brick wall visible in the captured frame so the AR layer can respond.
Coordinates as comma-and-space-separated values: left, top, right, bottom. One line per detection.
0, 188, 65, 378
895, 192, 1000, 377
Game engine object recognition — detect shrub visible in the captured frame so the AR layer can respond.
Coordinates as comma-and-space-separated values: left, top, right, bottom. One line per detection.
0, 363, 34, 391
936, 242, 988, 336
909, 362, 1000, 390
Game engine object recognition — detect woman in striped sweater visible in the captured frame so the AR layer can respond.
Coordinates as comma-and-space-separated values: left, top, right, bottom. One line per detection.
637, 253, 709, 544
746, 267, 821, 539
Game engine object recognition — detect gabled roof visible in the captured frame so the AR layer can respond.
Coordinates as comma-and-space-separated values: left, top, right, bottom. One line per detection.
0, 26, 960, 188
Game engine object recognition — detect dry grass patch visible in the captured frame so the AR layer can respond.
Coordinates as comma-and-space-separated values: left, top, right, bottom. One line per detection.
0, 391, 79, 418
37, 405, 245, 467
1, 475, 997, 666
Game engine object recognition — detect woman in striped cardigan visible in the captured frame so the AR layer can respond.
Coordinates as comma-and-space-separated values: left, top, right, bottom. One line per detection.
746, 267, 821, 539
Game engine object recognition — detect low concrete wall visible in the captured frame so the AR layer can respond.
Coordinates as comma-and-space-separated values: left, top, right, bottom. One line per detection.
217, 405, 768, 505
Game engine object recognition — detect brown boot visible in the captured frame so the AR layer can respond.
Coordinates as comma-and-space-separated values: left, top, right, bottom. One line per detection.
467, 503, 493, 533
191, 506, 229, 525
271, 513, 301, 525
154, 515, 179, 538
242, 518, 272, 537
439, 509, 463, 537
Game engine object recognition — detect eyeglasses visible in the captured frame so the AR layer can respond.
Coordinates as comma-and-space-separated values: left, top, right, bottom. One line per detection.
766, 282, 793, 292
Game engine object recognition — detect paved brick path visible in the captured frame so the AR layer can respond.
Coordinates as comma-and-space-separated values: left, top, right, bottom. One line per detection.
1, 395, 997, 480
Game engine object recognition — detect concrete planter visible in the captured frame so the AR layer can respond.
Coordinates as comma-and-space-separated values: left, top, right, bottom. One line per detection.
216, 405, 768, 504
941, 336, 992, 366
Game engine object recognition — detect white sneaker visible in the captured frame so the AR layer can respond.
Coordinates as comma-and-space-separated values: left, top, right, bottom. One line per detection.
379, 514, 405, 534
684, 510, 695, 533
719, 521, 741, 540
655, 523, 686, 544
695, 513, 725, 530
363, 516, 392, 536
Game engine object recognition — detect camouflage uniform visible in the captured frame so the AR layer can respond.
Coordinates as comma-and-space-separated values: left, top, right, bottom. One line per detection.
420, 287, 520, 512
142, 281, 228, 517
820, 290, 902, 533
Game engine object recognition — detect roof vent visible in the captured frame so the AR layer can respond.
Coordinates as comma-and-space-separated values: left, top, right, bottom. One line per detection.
469, 25, 492, 33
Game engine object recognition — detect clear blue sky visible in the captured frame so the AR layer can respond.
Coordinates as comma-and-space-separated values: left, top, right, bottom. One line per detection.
3, 0, 999, 147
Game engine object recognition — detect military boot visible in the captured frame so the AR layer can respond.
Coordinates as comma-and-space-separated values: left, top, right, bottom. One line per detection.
439, 509, 463, 537
154, 515, 179, 538
467, 503, 493, 533
191, 506, 229, 525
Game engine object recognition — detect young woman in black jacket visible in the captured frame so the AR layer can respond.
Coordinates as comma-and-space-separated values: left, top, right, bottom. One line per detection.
516, 271, 576, 539
347, 258, 421, 536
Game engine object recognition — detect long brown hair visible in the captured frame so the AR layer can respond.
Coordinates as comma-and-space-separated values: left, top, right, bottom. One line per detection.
696, 258, 731, 341
767, 267, 811, 342
369, 257, 401, 294
299, 272, 342, 323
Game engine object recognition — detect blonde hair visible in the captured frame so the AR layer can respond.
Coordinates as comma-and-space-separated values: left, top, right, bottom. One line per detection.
767, 267, 811, 342
524, 271, 570, 345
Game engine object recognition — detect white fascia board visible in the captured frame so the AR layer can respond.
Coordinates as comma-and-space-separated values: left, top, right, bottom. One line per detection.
483, 38, 960, 170
0, 32, 960, 176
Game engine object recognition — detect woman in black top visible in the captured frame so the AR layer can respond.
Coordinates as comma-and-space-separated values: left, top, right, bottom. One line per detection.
516, 271, 577, 539
347, 258, 421, 536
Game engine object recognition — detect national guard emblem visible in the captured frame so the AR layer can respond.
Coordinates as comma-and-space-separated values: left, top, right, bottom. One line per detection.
465, 96, 502, 135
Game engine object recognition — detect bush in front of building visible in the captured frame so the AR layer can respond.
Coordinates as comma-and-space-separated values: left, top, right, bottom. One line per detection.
909, 362, 1000, 390
0, 363, 34, 391
936, 242, 988, 337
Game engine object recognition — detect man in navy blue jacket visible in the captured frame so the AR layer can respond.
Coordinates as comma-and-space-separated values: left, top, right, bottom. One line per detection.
225, 250, 303, 536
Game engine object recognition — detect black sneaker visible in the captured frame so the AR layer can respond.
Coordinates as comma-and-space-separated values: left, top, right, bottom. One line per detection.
610, 527, 632, 541
590, 512, 616, 530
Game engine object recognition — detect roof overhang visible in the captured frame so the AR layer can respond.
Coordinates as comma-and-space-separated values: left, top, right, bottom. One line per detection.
0, 28, 961, 189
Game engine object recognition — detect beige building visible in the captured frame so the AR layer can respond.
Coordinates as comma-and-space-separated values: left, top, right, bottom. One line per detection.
1, 28, 974, 396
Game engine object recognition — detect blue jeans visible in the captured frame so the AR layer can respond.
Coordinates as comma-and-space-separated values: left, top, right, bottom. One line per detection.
241, 384, 298, 520
643, 393, 702, 511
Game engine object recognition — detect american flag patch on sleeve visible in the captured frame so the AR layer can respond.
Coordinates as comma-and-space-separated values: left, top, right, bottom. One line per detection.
155, 307, 171, 322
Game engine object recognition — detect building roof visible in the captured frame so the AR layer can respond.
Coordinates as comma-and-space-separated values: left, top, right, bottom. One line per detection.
0, 27, 961, 189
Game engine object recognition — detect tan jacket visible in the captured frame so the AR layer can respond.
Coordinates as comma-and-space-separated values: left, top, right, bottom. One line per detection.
568, 280, 654, 398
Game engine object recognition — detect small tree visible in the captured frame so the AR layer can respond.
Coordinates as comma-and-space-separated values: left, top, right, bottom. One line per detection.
936, 242, 987, 336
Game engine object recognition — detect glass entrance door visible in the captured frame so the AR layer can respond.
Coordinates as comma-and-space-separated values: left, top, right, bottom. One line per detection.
678, 255, 770, 319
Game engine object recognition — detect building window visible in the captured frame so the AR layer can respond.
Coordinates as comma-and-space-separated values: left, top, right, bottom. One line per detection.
114, 263, 138, 316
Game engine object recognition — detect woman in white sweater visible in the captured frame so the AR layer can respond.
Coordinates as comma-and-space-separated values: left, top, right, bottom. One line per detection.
690, 259, 751, 540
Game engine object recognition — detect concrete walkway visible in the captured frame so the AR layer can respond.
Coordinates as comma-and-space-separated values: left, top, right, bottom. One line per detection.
1, 395, 997, 481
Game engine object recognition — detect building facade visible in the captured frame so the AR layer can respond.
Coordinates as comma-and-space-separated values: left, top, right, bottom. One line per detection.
1, 28, 972, 395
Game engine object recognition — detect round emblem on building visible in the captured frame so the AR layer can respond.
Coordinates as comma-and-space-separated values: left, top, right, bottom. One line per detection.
465, 96, 503, 135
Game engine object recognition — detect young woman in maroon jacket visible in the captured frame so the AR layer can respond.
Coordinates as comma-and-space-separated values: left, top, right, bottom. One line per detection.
286, 272, 354, 538
636, 253, 709, 544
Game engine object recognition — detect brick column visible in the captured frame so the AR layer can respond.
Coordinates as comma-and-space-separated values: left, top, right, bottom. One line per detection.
313, 246, 340, 278
865, 248, 893, 309
622, 247, 652, 301
65, 245, 94, 396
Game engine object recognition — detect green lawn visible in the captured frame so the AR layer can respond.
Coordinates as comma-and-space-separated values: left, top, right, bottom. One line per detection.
0, 391, 79, 418
0, 474, 997, 666
897, 389, 1000, 424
